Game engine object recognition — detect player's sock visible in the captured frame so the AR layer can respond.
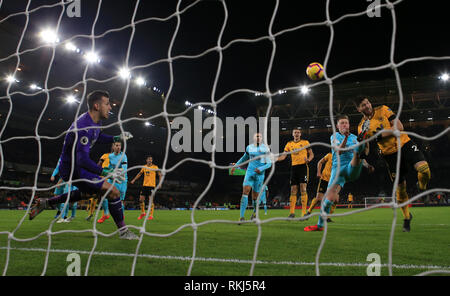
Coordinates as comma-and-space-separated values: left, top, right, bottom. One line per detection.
417, 163, 431, 191
150, 202, 154, 217
317, 198, 333, 228
71, 202, 77, 217
301, 192, 308, 216
62, 203, 69, 219
89, 199, 97, 216
330, 204, 336, 214
264, 203, 267, 215
102, 199, 109, 216
289, 195, 297, 215
240, 195, 248, 218
140, 201, 146, 214
108, 198, 126, 229
308, 197, 319, 213
397, 186, 410, 220
252, 199, 257, 213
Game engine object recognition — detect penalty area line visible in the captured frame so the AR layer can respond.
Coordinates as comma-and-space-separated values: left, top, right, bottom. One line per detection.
0, 246, 449, 271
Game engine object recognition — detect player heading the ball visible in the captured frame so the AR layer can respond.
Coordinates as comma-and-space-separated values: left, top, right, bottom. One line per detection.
304, 115, 369, 232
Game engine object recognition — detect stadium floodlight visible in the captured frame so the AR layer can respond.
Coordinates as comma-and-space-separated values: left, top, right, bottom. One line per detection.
65, 42, 77, 52
135, 77, 146, 86
185, 100, 192, 106
145, 121, 151, 126
84, 51, 101, 64
198, 106, 205, 111
439, 73, 449, 81
5, 75, 18, 83
30, 84, 42, 90
300, 85, 310, 95
65, 95, 78, 104
39, 29, 59, 44
118, 67, 131, 80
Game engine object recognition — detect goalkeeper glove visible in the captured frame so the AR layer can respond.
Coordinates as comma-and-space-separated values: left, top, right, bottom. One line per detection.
114, 131, 133, 142
101, 167, 126, 184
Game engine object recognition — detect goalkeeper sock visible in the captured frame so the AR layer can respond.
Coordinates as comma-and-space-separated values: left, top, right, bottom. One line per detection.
140, 201, 146, 214
108, 198, 126, 229
308, 197, 319, 213
102, 199, 109, 216
317, 198, 333, 228
289, 195, 297, 214
417, 163, 431, 191
301, 192, 308, 216
240, 195, 248, 218
397, 186, 410, 220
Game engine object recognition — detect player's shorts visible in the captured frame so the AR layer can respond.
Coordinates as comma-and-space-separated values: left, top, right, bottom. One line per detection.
290, 164, 309, 185
63, 184, 78, 194
107, 179, 127, 200
140, 186, 155, 198
383, 139, 426, 183
243, 172, 265, 193
316, 178, 329, 194
61, 168, 104, 195
328, 162, 363, 189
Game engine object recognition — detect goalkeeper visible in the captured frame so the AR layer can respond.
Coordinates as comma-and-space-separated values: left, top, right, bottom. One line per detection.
29, 90, 138, 240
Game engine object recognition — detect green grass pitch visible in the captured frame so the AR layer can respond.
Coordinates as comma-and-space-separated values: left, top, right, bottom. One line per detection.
0, 207, 449, 276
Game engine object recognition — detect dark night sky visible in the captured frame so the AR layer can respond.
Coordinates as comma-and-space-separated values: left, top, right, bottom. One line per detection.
1, 0, 449, 110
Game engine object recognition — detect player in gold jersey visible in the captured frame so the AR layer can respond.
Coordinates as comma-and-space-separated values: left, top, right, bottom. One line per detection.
277, 128, 314, 218
356, 97, 431, 232
347, 193, 353, 209
306, 153, 336, 222
130, 156, 162, 220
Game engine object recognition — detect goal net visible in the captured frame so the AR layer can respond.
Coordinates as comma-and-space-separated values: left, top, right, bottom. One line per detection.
0, 0, 449, 278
